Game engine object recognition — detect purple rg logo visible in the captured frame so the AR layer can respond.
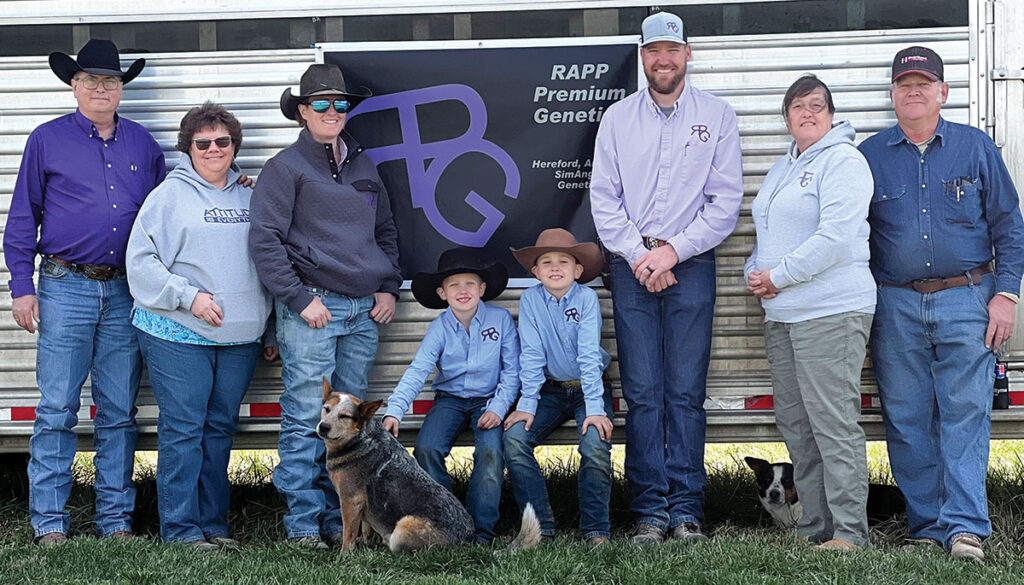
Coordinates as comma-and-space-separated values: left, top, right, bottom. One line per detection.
348, 84, 521, 247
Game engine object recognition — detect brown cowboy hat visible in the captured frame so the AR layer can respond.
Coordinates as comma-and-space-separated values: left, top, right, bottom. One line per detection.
49, 39, 146, 86
511, 228, 605, 284
280, 64, 373, 120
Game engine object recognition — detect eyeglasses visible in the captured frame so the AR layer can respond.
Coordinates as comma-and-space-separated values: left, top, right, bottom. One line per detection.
308, 99, 350, 114
192, 135, 233, 150
75, 75, 121, 91
788, 101, 828, 115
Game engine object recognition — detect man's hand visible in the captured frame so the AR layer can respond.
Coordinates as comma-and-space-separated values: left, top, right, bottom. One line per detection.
190, 292, 224, 326
370, 292, 396, 325
263, 346, 279, 361
382, 416, 400, 437
985, 294, 1016, 352
477, 411, 502, 430
504, 410, 535, 431
581, 415, 614, 441
633, 244, 680, 292
300, 296, 332, 329
237, 173, 254, 188
747, 269, 779, 300
12, 295, 39, 334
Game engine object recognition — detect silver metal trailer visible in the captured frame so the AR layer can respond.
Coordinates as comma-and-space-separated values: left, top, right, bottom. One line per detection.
1, 0, 1021, 451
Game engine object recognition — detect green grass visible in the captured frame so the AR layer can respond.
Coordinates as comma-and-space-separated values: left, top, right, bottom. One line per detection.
1, 443, 1024, 584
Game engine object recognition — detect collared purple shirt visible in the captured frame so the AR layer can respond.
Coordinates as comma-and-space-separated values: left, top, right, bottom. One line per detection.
3, 110, 166, 297
589, 82, 744, 265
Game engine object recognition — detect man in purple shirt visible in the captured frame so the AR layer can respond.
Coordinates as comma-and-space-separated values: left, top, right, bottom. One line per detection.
2, 39, 166, 545
589, 12, 743, 544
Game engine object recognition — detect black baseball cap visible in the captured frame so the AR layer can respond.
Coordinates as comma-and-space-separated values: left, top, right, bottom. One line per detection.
891, 46, 944, 83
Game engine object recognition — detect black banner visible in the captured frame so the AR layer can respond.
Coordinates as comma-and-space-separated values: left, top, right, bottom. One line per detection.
327, 42, 637, 278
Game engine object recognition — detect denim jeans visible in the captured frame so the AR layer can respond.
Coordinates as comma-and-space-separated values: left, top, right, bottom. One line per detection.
765, 312, 872, 547
872, 274, 996, 546
610, 252, 715, 530
29, 258, 142, 538
413, 393, 504, 543
272, 291, 378, 540
504, 382, 614, 539
137, 332, 260, 542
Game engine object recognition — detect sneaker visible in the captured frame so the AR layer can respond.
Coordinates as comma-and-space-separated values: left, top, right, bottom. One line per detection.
209, 536, 241, 549
289, 536, 330, 550
586, 536, 611, 546
671, 522, 709, 543
629, 523, 665, 545
816, 538, 859, 551
949, 533, 985, 564
35, 532, 68, 547
187, 539, 221, 552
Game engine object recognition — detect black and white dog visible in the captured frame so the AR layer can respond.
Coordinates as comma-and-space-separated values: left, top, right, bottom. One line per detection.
744, 456, 906, 529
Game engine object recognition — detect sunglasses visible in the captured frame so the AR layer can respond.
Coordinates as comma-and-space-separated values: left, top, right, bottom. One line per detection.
193, 135, 233, 150
308, 99, 350, 114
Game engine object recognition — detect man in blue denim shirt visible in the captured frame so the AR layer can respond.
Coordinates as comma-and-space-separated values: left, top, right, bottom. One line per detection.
858, 46, 1024, 564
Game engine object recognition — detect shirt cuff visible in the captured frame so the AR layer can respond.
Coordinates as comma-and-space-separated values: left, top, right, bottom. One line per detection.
515, 396, 539, 416
383, 405, 405, 422
666, 234, 697, 263
997, 292, 1019, 303
584, 397, 607, 418
9, 278, 37, 298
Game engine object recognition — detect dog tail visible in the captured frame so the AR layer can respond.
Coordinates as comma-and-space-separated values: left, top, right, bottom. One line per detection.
506, 503, 542, 551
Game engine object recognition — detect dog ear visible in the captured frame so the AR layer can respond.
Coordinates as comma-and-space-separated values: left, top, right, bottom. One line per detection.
744, 456, 769, 473
359, 399, 384, 421
322, 377, 333, 404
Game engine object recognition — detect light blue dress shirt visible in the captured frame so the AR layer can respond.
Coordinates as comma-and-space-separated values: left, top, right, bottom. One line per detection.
384, 301, 520, 421
516, 282, 611, 417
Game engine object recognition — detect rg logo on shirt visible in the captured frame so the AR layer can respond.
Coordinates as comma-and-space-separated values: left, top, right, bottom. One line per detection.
480, 327, 500, 342
564, 307, 580, 323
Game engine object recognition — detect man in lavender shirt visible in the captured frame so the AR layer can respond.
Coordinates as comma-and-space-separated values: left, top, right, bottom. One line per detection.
589, 12, 743, 544
3, 39, 166, 544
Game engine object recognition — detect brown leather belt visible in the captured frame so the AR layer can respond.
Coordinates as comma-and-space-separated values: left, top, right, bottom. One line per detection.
45, 255, 125, 281
642, 236, 669, 250
888, 264, 993, 294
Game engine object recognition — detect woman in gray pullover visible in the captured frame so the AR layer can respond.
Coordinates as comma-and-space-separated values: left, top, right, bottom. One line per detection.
744, 76, 875, 551
126, 102, 273, 549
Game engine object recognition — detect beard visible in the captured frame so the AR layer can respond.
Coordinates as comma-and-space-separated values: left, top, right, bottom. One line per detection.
644, 69, 686, 96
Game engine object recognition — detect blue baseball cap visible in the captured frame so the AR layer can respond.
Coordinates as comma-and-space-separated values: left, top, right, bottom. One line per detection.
641, 12, 687, 46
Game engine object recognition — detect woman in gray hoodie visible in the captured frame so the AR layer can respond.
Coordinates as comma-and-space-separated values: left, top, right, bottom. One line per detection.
126, 102, 273, 550
744, 76, 875, 551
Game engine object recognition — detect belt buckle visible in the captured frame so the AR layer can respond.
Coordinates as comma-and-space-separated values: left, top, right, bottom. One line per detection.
643, 236, 660, 250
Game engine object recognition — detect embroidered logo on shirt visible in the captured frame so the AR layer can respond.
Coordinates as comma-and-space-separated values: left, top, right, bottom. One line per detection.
798, 171, 814, 188
204, 208, 250, 224
480, 327, 500, 341
691, 125, 710, 143
564, 307, 580, 323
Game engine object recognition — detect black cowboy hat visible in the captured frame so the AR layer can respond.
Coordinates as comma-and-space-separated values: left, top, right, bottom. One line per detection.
411, 248, 509, 310
280, 64, 374, 121
49, 39, 145, 86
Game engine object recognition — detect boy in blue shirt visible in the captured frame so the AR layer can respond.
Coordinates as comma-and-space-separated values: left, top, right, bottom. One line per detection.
382, 247, 520, 544
504, 229, 615, 544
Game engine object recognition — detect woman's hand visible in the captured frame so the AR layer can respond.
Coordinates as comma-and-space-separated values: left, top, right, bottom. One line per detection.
300, 296, 332, 329
190, 292, 224, 326
747, 269, 779, 300
263, 346, 279, 361
370, 292, 396, 324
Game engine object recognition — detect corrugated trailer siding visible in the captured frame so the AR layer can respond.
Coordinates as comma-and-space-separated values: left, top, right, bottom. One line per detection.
0, 28, 980, 449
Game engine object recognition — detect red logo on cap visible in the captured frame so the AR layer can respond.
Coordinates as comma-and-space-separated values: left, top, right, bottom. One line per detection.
901, 56, 928, 64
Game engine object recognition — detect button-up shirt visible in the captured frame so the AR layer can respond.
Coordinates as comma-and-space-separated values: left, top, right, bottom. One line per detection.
858, 118, 1024, 296
384, 302, 520, 422
3, 110, 166, 298
589, 83, 744, 265
515, 282, 611, 417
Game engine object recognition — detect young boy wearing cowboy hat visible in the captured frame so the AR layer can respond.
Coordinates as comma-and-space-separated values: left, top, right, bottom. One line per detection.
503, 229, 615, 545
382, 247, 520, 544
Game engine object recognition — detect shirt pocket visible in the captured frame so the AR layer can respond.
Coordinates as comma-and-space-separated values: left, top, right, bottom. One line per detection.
941, 175, 983, 227
869, 184, 910, 229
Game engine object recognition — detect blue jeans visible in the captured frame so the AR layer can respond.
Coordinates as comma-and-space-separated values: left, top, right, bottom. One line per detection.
29, 259, 142, 538
137, 332, 260, 542
273, 291, 378, 540
413, 393, 504, 543
504, 382, 614, 539
610, 252, 715, 530
872, 274, 996, 546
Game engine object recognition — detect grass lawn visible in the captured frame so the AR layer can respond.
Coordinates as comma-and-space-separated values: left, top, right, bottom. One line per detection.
1, 442, 1023, 584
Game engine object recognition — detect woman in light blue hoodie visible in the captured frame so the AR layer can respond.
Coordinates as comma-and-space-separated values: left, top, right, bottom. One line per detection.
126, 102, 274, 550
744, 76, 875, 551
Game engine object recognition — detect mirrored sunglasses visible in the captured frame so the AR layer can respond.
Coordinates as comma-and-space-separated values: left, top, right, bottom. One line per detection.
309, 99, 350, 114
193, 135, 233, 150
